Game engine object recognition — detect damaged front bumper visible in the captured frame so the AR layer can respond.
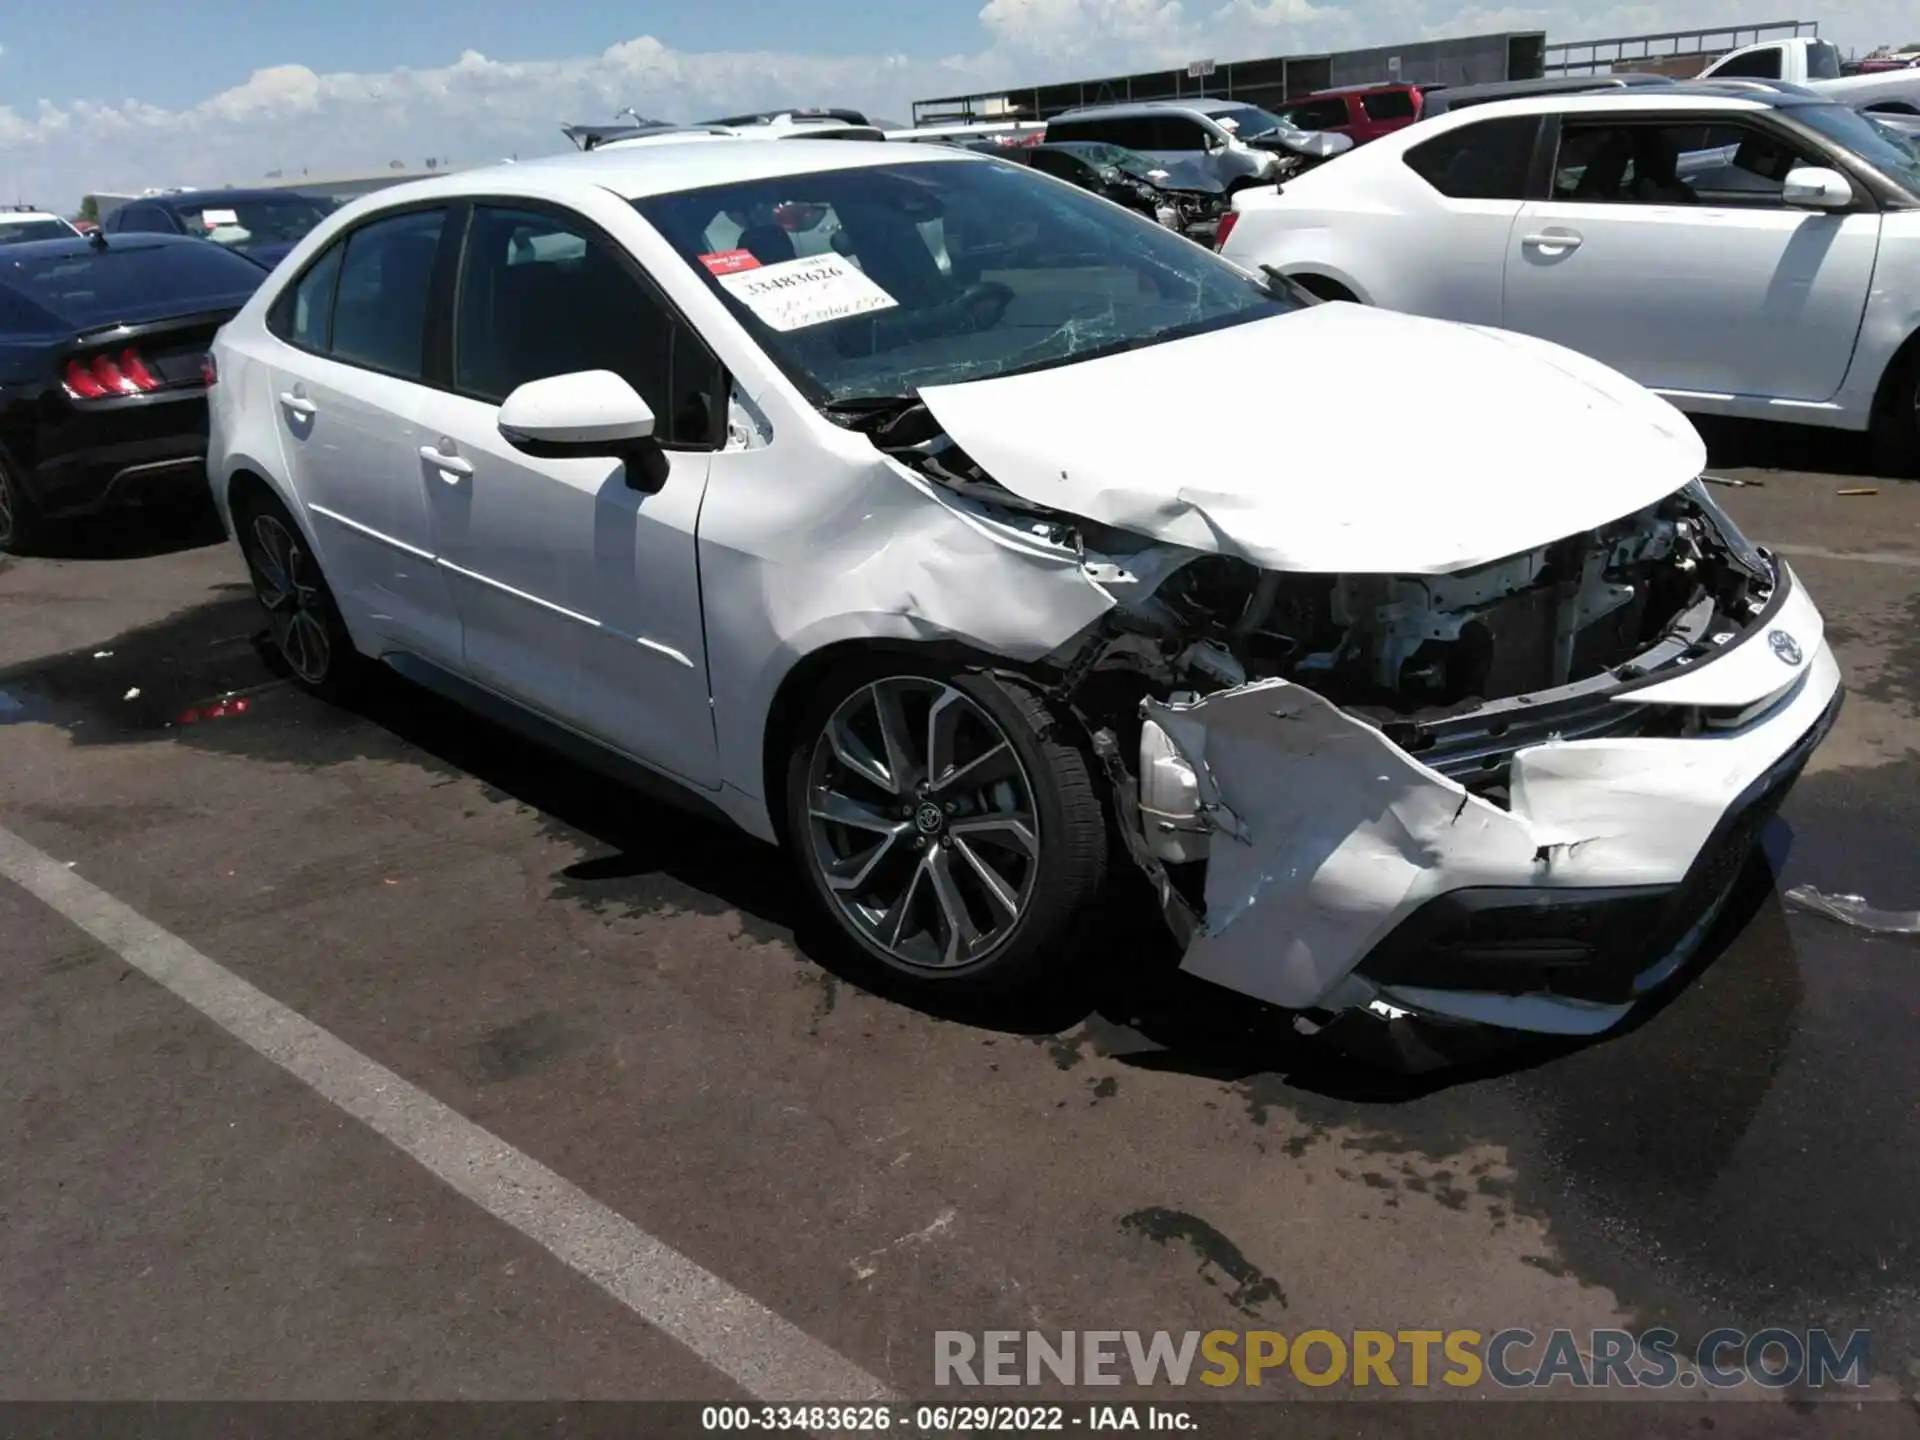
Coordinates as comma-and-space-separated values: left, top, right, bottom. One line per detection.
1137, 562, 1841, 1041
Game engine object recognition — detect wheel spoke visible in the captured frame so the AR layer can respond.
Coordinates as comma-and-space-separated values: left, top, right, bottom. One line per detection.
947, 810, 1038, 858
930, 740, 1018, 797
810, 789, 903, 836
925, 687, 967, 788
952, 836, 1020, 918
873, 853, 928, 950
824, 828, 907, 895
870, 682, 920, 795
249, 517, 294, 605
826, 711, 894, 795
924, 846, 981, 967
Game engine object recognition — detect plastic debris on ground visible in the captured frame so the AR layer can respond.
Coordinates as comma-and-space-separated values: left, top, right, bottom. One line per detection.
1784, 884, 1920, 935
173, 696, 252, 726
1837, 487, 1878, 497
121, 687, 140, 701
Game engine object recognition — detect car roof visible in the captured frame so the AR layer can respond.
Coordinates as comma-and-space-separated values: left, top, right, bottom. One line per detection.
2, 210, 67, 222
1051, 98, 1259, 121
346, 138, 975, 206
1419, 89, 1780, 124
1300, 81, 1425, 98
1428, 73, 1678, 107
0, 232, 212, 259
147, 187, 328, 205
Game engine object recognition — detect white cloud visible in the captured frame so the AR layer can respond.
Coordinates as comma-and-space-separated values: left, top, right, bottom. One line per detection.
0, 1, 1914, 208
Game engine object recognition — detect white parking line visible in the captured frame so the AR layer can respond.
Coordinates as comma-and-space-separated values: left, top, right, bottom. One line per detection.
0, 821, 894, 1404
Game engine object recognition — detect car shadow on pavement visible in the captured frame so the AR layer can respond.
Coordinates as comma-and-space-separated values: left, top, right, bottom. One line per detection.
21, 498, 227, 561
0, 592, 1793, 1099
1695, 415, 1888, 478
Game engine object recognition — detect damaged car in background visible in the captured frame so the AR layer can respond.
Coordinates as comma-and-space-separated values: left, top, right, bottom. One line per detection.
1020, 140, 1230, 239
205, 138, 1840, 1071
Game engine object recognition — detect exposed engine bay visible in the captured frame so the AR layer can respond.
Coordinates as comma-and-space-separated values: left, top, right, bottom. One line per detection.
853, 400, 1779, 803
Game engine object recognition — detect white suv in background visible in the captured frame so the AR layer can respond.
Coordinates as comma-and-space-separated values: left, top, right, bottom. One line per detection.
1219, 87, 1920, 466
205, 137, 1837, 1062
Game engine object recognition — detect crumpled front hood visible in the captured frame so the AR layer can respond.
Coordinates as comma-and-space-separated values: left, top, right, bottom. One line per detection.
915, 305, 1707, 575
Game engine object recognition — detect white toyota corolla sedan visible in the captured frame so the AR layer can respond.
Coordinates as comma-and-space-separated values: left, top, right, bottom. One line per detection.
205, 137, 1841, 1062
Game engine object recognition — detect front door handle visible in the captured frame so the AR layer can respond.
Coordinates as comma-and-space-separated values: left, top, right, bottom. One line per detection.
1522, 231, 1584, 252
278, 392, 317, 416
420, 446, 474, 480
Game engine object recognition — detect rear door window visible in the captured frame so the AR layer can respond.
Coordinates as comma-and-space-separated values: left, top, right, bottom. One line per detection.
1403, 116, 1540, 199
1363, 89, 1418, 121
326, 208, 446, 380
1282, 98, 1352, 131
1714, 48, 1784, 79
1148, 116, 1210, 151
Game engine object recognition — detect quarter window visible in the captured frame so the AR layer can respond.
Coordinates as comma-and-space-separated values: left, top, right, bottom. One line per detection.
1403, 116, 1539, 199
275, 241, 343, 352
452, 206, 719, 446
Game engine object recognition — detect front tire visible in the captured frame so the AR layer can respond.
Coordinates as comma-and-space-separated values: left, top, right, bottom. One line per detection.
784, 662, 1108, 997
235, 489, 361, 701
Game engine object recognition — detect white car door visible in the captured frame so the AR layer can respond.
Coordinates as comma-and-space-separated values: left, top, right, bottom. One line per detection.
264, 206, 465, 665
412, 202, 722, 789
1503, 114, 1879, 402
1384, 114, 1541, 322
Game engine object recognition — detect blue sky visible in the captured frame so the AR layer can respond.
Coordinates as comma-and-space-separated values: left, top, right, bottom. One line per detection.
9, 2, 991, 113
0, 0, 1910, 206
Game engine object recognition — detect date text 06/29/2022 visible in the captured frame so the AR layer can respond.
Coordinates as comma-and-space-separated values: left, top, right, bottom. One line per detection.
701, 1405, 1193, 1432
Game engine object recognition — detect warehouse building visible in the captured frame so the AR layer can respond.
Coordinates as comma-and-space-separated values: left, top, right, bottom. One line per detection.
912, 30, 1548, 125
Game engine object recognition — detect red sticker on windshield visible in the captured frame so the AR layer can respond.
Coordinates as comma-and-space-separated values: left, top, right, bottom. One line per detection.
700, 250, 761, 275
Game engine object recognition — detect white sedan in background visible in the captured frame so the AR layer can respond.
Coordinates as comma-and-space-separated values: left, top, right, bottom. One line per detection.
205, 137, 1838, 1065
1219, 88, 1920, 466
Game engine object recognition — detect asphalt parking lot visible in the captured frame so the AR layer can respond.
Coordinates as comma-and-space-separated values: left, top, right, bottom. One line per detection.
2, 420, 1919, 1431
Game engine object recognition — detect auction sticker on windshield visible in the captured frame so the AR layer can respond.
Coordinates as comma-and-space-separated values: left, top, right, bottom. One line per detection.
716, 253, 898, 331
201, 209, 239, 227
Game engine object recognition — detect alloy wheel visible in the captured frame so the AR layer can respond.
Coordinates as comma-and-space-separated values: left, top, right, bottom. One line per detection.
246, 513, 332, 685
805, 678, 1041, 972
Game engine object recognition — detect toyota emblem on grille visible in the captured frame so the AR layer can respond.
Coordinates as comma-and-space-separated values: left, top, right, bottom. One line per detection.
1769, 630, 1804, 667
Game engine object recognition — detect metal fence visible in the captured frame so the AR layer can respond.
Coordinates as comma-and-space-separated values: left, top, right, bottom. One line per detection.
911, 31, 1545, 125
1542, 19, 1817, 76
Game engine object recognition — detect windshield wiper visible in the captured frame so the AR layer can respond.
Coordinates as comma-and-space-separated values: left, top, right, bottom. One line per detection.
1258, 263, 1319, 307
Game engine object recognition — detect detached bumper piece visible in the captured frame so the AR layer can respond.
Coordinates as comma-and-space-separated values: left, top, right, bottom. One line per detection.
1354, 686, 1841, 1012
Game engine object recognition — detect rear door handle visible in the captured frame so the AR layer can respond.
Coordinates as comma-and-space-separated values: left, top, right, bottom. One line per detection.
278, 392, 317, 416
1522, 231, 1583, 251
420, 446, 473, 480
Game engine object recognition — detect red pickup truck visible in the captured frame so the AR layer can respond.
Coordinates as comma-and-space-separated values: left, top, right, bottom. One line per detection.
1275, 82, 1433, 146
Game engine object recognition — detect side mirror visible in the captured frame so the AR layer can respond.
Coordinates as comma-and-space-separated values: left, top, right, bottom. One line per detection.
1781, 165, 1854, 209
498, 369, 669, 492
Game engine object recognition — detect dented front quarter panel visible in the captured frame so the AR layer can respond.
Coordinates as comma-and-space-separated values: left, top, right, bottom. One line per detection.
1155, 591, 1843, 1029
695, 389, 1194, 841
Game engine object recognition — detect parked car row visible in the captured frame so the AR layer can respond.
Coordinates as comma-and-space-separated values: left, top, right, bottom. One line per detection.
112, 130, 1838, 1068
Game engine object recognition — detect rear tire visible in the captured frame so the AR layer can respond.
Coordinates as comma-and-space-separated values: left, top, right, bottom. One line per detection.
1292, 274, 1359, 304
784, 659, 1108, 999
234, 488, 363, 701
0, 449, 41, 557
1870, 347, 1920, 478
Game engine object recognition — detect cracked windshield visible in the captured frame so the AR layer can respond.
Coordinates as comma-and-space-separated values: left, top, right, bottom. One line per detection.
635, 159, 1302, 403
